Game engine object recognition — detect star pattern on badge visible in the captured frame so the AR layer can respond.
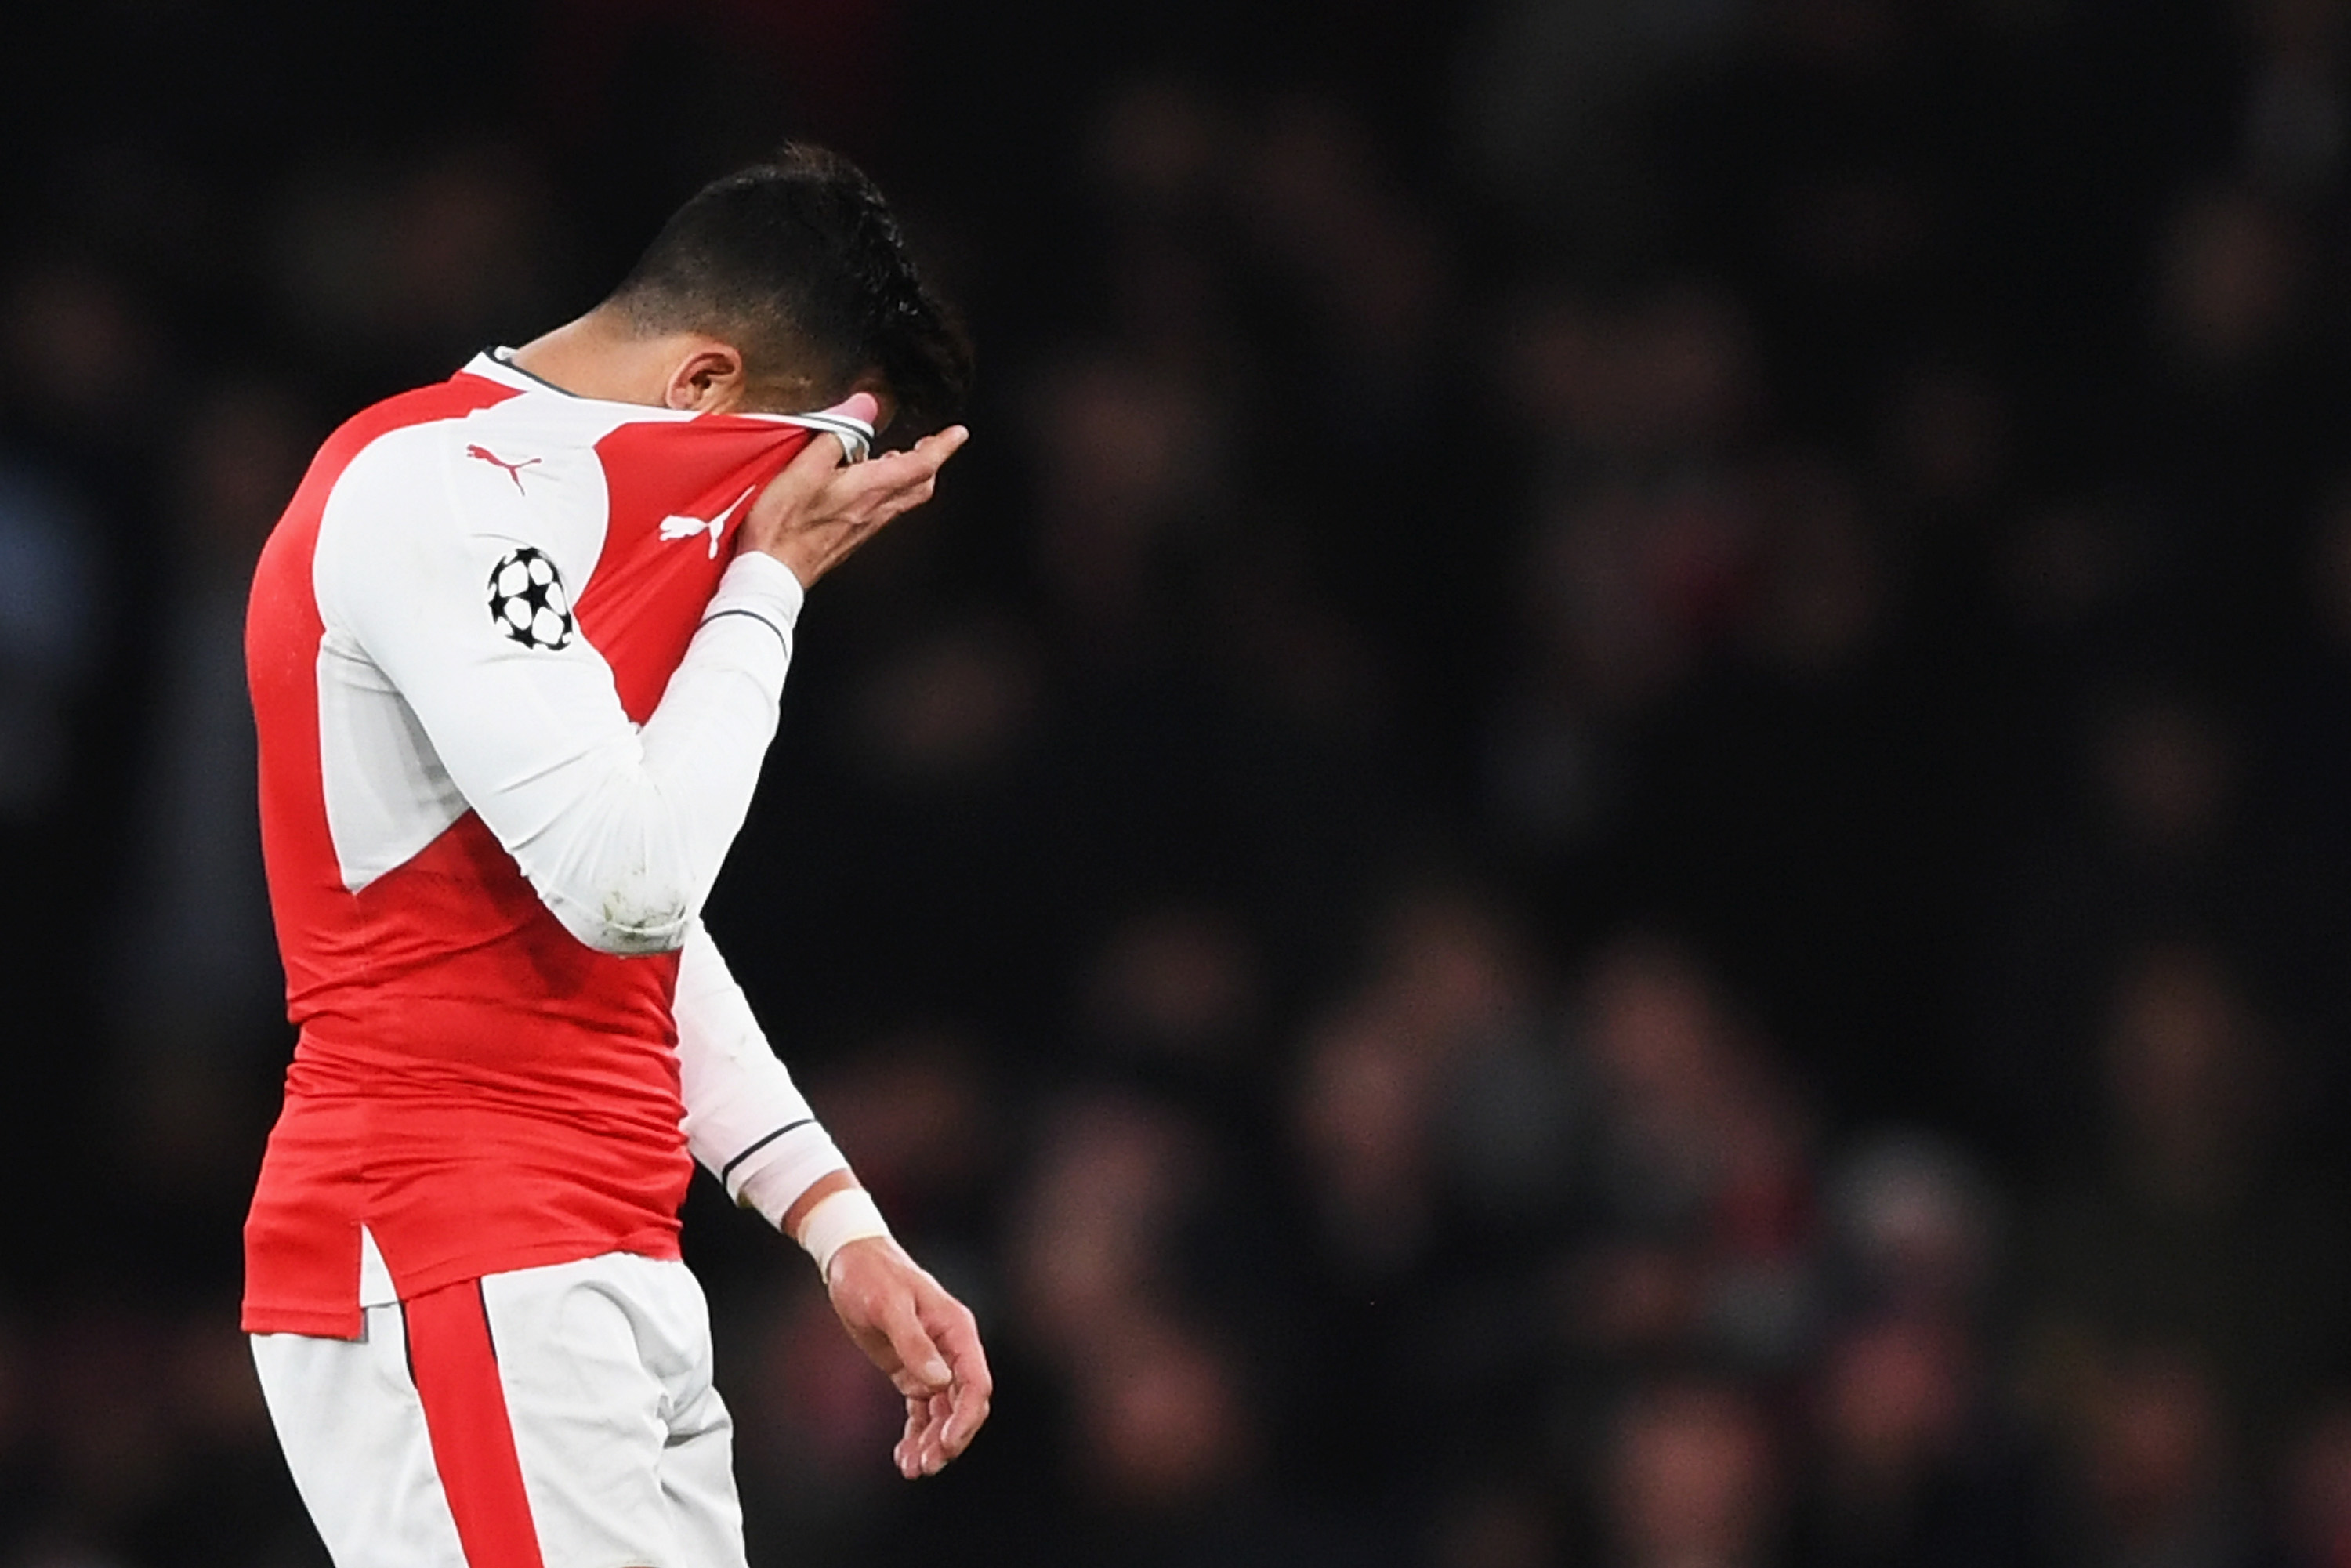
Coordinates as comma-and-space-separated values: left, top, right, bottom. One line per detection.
485, 546, 575, 650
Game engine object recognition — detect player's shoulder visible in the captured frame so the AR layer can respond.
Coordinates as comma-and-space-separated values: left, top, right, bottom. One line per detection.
324, 366, 607, 534
308, 364, 522, 485
313, 361, 630, 622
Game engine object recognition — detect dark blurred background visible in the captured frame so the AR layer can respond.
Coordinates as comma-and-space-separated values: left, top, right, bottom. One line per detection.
7, 1, 2351, 1564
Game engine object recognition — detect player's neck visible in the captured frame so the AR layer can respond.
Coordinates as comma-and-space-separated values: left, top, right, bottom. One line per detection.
509, 313, 695, 408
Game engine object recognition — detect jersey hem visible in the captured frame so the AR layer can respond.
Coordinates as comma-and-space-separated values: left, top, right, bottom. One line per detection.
243, 1232, 686, 1339
242, 1300, 366, 1339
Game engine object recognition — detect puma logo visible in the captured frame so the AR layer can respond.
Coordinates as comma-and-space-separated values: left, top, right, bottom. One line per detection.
467, 444, 542, 491
658, 486, 757, 559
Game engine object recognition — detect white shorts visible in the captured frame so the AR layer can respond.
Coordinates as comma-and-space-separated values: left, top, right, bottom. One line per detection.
251, 1249, 745, 1568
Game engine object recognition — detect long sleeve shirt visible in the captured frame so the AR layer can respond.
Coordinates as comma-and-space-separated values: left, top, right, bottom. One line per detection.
242, 351, 867, 1337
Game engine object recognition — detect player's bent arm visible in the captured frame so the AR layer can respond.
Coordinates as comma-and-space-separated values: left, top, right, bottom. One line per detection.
317, 432, 796, 954
673, 919, 857, 1221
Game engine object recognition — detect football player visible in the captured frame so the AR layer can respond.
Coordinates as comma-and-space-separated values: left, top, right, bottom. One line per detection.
241, 144, 987, 1568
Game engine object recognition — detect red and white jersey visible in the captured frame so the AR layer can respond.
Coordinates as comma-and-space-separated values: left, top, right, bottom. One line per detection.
243, 351, 867, 1338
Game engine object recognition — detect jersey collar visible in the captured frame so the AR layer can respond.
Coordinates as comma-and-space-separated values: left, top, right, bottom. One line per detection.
462, 349, 874, 462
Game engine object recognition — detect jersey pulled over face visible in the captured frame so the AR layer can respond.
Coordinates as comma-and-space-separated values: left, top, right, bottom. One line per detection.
242, 352, 871, 1337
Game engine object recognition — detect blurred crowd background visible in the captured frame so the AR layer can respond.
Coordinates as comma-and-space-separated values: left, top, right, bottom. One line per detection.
6, 1, 2351, 1564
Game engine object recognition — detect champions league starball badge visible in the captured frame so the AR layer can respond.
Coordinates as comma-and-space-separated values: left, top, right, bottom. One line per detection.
486, 546, 576, 650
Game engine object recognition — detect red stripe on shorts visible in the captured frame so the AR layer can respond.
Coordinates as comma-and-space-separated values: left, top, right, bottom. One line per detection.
404, 1280, 547, 1568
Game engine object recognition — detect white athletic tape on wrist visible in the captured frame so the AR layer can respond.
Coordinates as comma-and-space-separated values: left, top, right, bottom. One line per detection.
797, 1187, 893, 1282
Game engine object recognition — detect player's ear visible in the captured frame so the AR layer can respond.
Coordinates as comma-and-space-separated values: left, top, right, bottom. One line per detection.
664, 341, 747, 413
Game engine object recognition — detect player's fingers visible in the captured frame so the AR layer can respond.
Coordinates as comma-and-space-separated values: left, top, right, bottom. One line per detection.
752, 422, 958, 554
877, 1291, 953, 1396
907, 1287, 990, 1459
928, 1298, 988, 1377
931, 1327, 991, 1455
940, 1376, 992, 1458
908, 1391, 956, 1477
789, 425, 856, 480
751, 427, 854, 523
906, 1396, 935, 1473
937, 1375, 990, 1461
842, 425, 965, 501
829, 390, 883, 428
918, 1389, 955, 1474
809, 449, 934, 530
849, 437, 958, 503
914, 423, 969, 466
924, 1291, 988, 1368
813, 466, 937, 549
897, 1394, 932, 1479
876, 477, 936, 523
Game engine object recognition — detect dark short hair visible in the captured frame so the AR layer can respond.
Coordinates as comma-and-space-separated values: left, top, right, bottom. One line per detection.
607, 145, 972, 423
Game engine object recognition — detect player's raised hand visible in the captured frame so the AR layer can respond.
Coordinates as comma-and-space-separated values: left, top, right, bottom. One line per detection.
741, 393, 968, 588
824, 1237, 993, 1478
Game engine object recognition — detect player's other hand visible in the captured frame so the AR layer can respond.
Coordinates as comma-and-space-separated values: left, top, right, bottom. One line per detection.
741, 395, 968, 588
825, 1237, 992, 1478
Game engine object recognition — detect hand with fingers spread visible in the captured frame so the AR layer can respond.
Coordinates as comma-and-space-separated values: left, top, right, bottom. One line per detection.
741, 393, 969, 588
822, 1236, 994, 1478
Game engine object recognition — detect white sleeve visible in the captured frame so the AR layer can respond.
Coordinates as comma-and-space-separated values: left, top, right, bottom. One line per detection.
317, 429, 799, 955
675, 918, 853, 1227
